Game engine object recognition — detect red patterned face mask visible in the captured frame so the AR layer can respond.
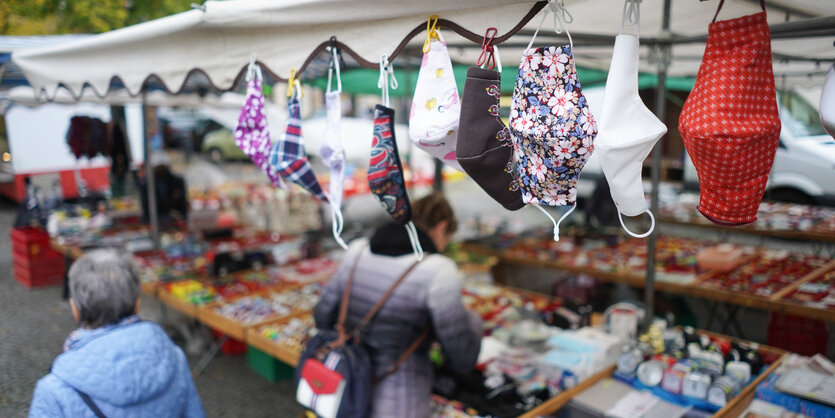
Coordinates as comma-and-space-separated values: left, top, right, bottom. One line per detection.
679, 0, 781, 226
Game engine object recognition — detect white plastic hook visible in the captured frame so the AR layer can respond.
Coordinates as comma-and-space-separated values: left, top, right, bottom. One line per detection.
245, 54, 262, 82
378, 54, 398, 107
620, 0, 642, 38
526, 0, 574, 52
617, 210, 656, 239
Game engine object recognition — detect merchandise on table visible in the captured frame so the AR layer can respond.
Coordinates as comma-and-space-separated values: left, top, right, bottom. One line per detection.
785, 267, 835, 309
754, 353, 835, 416
164, 280, 216, 305
613, 324, 778, 413
698, 250, 830, 298
211, 295, 284, 325
266, 282, 324, 316
256, 315, 316, 357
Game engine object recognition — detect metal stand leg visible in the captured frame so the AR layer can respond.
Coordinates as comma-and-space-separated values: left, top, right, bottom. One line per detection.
192, 334, 228, 377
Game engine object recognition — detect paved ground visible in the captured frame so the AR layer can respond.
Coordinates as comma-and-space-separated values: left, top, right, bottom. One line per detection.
0, 198, 304, 418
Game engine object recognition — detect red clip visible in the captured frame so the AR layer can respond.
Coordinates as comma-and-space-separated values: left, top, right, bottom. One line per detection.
477, 27, 498, 70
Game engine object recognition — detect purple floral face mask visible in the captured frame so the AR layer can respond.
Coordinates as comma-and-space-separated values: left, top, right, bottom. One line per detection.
234, 67, 283, 189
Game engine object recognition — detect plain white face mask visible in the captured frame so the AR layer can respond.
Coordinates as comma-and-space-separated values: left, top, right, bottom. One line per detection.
321, 47, 348, 249
595, 0, 666, 238
821, 64, 835, 138
409, 25, 463, 171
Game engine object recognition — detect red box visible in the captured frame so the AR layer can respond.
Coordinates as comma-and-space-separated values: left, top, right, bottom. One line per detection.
211, 329, 247, 356
14, 258, 65, 288
11, 227, 64, 269
767, 313, 829, 356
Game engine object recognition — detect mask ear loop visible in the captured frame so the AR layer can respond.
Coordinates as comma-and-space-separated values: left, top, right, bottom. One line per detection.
533, 203, 576, 242
525, 0, 574, 52
620, 0, 641, 38
378, 55, 398, 107
405, 221, 425, 261
326, 191, 349, 250
327, 45, 342, 93
617, 210, 656, 239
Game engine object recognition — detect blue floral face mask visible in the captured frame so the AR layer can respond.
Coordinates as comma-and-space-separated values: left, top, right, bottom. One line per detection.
509, 0, 598, 241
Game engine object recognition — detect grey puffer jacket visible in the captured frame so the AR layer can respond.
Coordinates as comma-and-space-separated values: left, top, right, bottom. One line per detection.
314, 234, 482, 418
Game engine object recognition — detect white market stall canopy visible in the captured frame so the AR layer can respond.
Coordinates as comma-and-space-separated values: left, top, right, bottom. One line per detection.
10, 0, 835, 101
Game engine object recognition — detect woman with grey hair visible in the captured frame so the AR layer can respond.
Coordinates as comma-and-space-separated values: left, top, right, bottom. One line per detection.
30, 249, 205, 417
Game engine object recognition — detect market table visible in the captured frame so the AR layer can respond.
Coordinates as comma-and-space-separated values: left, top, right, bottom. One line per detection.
461, 240, 835, 324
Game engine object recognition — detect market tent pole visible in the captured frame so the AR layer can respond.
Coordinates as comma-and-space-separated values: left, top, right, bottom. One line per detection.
644, 0, 673, 327
142, 89, 160, 248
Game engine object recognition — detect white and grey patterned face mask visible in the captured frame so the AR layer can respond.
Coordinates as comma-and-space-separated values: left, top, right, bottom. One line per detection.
409, 20, 463, 171
595, 0, 666, 238
320, 46, 348, 249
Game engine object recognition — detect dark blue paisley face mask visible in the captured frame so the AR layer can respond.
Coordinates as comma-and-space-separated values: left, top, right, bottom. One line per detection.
368, 57, 423, 260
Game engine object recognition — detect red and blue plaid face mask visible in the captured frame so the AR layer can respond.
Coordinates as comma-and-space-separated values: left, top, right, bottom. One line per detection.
269, 94, 328, 202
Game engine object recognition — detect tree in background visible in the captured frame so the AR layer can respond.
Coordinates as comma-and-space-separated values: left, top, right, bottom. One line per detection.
1, 0, 194, 35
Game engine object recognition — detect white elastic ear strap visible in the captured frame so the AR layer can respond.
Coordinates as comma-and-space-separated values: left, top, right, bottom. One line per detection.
620, 0, 641, 38
405, 221, 425, 261
329, 201, 349, 250
327, 47, 342, 93
246, 54, 262, 82
378, 55, 398, 107
534, 203, 576, 242
526, 0, 574, 52
617, 210, 655, 239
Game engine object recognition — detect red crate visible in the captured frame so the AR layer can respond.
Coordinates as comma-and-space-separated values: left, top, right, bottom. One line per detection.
14, 258, 65, 288
11, 227, 64, 268
767, 313, 829, 356
211, 329, 247, 356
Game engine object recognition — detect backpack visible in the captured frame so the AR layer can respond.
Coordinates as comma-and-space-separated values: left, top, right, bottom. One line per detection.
295, 249, 429, 418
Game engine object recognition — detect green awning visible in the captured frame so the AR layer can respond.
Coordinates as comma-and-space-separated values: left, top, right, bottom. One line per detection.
309, 64, 695, 96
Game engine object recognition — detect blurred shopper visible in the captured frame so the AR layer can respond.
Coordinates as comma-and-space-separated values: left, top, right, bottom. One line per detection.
314, 192, 482, 418
137, 152, 188, 225
30, 249, 204, 418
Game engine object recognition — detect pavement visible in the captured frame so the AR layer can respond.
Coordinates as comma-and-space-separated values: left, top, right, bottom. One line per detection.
0, 199, 304, 418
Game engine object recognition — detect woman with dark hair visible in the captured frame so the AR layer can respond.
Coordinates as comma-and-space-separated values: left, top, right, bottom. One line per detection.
313, 192, 482, 418
30, 249, 204, 418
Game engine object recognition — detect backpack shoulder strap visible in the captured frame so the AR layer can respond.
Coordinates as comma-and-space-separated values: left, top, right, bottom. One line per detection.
351, 259, 422, 336
336, 245, 367, 340
73, 388, 107, 418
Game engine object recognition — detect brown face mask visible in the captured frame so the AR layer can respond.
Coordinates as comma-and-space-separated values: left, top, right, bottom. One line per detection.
456, 67, 524, 211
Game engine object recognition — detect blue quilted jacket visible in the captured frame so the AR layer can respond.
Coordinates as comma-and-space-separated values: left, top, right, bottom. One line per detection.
29, 321, 205, 418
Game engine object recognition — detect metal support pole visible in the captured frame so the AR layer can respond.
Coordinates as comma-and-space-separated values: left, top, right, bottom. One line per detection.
645, 0, 672, 328
142, 90, 160, 248
432, 159, 444, 192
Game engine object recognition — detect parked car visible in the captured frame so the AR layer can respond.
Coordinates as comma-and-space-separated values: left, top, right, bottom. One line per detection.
201, 128, 247, 163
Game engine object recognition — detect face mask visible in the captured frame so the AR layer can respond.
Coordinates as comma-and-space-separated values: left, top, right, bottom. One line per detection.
821, 64, 835, 138
510, 1, 597, 241
595, 0, 666, 238
320, 48, 348, 249
457, 32, 524, 211
269, 71, 328, 203
369, 57, 423, 260
234, 60, 284, 189
409, 19, 463, 171
679, 0, 780, 226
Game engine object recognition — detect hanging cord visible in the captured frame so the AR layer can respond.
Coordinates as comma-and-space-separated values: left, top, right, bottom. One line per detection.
327, 43, 342, 93
534, 204, 576, 242
287, 68, 303, 99
405, 221, 425, 261
525, 0, 574, 52
378, 54, 398, 107
245, 54, 262, 82
619, 0, 641, 38
617, 210, 656, 239
422, 15, 441, 53
477, 27, 502, 73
